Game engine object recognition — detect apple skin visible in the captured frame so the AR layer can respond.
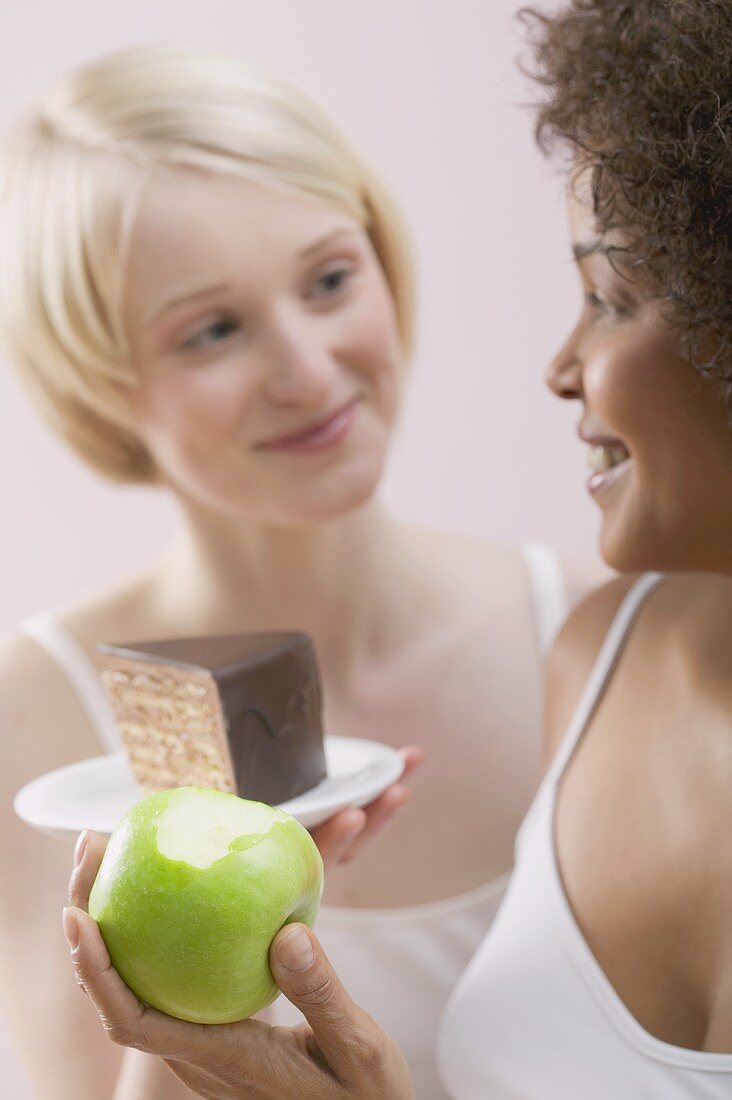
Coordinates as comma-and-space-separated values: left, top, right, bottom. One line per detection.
88, 786, 324, 1024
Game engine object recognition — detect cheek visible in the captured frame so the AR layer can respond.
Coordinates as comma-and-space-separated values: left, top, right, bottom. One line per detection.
342, 279, 403, 383
136, 363, 254, 451
583, 334, 669, 440
581, 321, 686, 455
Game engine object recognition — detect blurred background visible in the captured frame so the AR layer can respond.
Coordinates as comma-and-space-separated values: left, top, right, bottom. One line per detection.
1, 1, 596, 1092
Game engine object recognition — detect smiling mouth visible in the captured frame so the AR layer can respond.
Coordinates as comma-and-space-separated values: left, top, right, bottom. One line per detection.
587, 442, 630, 475
586, 440, 632, 497
254, 397, 359, 453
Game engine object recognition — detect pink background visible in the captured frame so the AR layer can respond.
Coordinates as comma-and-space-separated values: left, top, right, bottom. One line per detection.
0, 1, 597, 1092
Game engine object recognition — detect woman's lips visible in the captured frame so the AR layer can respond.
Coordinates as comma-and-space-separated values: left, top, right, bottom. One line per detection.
255, 398, 359, 455
587, 452, 632, 496
579, 430, 632, 498
585, 446, 629, 499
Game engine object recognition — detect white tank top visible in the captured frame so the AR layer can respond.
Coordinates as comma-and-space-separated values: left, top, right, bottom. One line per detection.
438, 573, 732, 1099
19, 542, 567, 1100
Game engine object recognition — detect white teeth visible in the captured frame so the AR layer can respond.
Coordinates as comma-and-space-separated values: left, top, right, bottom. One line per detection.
588, 444, 629, 474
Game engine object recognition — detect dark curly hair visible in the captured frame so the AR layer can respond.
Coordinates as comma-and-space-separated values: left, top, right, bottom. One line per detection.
519, 0, 732, 391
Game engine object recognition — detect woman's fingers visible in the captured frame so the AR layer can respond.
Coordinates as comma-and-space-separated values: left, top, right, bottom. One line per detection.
270, 925, 413, 1097
337, 784, 410, 863
63, 906, 154, 1044
269, 924, 375, 1079
67, 830, 108, 910
310, 744, 426, 866
308, 793, 403, 867
310, 807, 367, 867
399, 745, 427, 778
62, 905, 226, 1064
337, 745, 425, 863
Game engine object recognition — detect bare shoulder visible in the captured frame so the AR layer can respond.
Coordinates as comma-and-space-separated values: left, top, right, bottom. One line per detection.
544, 570, 732, 760
543, 574, 641, 764
0, 560, 161, 782
0, 557, 172, 799
399, 525, 542, 605
405, 524, 610, 610
0, 630, 101, 780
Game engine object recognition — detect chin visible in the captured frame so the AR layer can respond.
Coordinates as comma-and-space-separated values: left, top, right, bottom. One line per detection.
598, 512, 712, 575
279, 461, 385, 527
315, 474, 382, 521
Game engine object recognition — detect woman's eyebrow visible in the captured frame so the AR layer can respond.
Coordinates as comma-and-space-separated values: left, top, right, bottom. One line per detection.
149, 283, 232, 325
572, 239, 606, 261
298, 227, 358, 259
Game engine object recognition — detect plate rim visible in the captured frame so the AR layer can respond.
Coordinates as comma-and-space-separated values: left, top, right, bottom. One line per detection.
13, 734, 404, 835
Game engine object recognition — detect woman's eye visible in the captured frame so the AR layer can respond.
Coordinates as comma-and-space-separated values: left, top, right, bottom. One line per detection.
310, 266, 353, 298
585, 291, 625, 318
180, 317, 239, 352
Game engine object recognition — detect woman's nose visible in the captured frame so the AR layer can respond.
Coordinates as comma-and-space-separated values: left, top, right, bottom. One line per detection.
263, 320, 337, 406
546, 326, 584, 401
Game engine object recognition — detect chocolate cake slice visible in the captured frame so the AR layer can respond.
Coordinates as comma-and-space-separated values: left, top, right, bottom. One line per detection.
95, 632, 326, 805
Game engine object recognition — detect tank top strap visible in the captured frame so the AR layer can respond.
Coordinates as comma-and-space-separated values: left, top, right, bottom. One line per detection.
542, 572, 665, 793
521, 542, 569, 658
18, 611, 122, 753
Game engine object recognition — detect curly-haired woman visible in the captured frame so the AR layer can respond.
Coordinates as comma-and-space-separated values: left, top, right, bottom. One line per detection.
61, 2, 732, 1096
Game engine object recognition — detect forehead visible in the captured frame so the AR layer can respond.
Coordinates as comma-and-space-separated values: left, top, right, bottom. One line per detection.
126, 170, 360, 289
566, 166, 631, 258
567, 169, 597, 243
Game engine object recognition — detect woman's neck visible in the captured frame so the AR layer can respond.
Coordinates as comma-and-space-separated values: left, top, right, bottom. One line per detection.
156, 497, 414, 684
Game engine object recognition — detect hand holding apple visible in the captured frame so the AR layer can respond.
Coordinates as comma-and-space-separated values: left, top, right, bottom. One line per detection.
64, 831, 414, 1100
86, 787, 324, 1023
82, 742, 426, 1024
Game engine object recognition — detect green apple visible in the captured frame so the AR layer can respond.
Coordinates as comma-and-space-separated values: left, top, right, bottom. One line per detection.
88, 786, 324, 1024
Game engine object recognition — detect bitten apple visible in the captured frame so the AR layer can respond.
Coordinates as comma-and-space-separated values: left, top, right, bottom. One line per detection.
88, 786, 324, 1023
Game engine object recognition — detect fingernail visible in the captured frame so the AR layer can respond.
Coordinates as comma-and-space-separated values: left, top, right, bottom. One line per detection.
275, 924, 315, 972
73, 830, 88, 867
62, 907, 79, 951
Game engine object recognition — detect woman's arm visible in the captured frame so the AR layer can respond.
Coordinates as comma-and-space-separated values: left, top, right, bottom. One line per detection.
0, 634, 124, 1100
65, 833, 414, 1100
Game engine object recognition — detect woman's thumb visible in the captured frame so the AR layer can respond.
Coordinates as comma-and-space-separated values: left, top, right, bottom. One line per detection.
270, 923, 367, 1072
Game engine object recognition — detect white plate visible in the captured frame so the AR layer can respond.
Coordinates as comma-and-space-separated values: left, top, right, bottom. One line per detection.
14, 735, 405, 839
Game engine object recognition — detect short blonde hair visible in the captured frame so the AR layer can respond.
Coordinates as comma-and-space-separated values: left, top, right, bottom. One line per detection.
0, 43, 415, 482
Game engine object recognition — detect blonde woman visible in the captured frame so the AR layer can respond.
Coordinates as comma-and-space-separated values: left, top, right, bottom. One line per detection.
0, 44, 599, 1100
